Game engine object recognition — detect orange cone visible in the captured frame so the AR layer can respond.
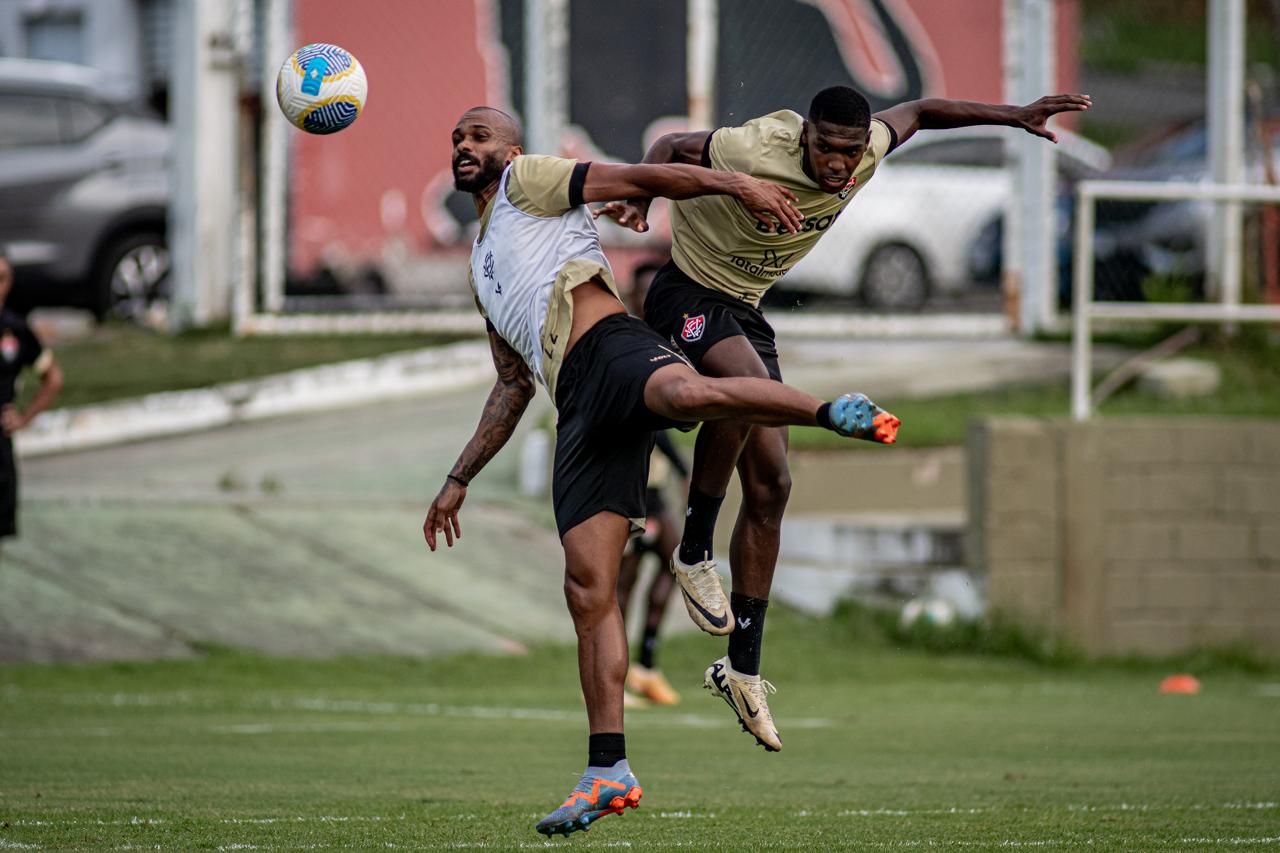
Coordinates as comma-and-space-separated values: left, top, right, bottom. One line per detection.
1159, 674, 1201, 694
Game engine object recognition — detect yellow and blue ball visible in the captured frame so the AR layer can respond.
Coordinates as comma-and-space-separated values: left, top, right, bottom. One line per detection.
276, 43, 367, 135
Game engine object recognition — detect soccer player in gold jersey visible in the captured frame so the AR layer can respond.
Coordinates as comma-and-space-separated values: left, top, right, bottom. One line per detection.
597, 86, 1090, 751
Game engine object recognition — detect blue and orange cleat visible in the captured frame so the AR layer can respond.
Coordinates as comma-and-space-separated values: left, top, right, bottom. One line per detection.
534, 764, 643, 837
829, 393, 900, 444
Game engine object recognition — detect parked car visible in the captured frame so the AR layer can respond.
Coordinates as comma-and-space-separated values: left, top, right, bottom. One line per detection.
781, 125, 1110, 310
967, 194, 1152, 303
970, 118, 1280, 305
0, 59, 170, 321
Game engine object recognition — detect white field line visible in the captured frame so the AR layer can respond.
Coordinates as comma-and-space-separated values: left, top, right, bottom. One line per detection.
219, 816, 404, 825
0, 721, 416, 739
11, 808, 1279, 853
9, 816, 406, 828
275, 696, 835, 729
206, 722, 414, 735
98, 837, 1280, 851
1179, 839, 1280, 846
12, 801, 1276, 830
10, 691, 833, 731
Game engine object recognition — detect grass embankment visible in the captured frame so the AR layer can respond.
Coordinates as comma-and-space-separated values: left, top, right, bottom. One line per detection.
784, 331, 1280, 452
39, 324, 473, 410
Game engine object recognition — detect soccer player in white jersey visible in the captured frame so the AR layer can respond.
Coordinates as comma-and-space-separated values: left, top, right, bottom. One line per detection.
422, 107, 899, 838
599, 86, 1090, 753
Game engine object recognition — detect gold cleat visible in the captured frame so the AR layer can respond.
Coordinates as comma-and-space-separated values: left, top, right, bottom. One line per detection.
703, 656, 781, 752
670, 549, 734, 636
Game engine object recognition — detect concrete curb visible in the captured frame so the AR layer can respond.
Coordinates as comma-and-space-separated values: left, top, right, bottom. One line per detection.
240, 310, 1011, 340
769, 312, 1009, 338
15, 340, 495, 458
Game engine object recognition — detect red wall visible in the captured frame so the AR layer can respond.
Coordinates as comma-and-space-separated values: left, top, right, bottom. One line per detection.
289, 1, 502, 273
287, 0, 1080, 276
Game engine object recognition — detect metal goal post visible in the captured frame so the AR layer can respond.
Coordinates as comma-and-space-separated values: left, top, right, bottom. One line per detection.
1070, 179, 1280, 421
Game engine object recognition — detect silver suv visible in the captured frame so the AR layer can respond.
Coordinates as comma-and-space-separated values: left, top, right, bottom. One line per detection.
0, 59, 170, 321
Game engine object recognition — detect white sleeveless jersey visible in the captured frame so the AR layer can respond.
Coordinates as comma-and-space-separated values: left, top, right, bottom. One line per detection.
469, 157, 614, 392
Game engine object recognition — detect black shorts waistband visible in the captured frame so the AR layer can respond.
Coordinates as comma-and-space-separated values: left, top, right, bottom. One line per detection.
555, 312, 636, 409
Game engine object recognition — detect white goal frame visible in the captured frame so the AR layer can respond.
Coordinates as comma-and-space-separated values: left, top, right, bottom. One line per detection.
1069, 179, 1280, 421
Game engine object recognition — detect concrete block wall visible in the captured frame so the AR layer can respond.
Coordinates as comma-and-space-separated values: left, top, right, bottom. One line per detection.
969, 418, 1280, 657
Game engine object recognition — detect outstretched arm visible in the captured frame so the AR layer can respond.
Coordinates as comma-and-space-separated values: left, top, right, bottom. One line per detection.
585, 161, 801, 234
423, 330, 535, 551
593, 131, 711, 231
874, 94, 1091, 148
640, 131, 710, 167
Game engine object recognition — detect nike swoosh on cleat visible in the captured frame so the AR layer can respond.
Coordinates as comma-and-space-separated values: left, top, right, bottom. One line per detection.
681, 588, 729, 630
737, 688, 761, 718
711, 664, 728, 691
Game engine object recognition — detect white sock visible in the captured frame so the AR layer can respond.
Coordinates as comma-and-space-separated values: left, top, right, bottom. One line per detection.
585, 758, 631, 777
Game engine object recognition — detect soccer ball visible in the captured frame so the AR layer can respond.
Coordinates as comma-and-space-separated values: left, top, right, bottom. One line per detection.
276, 43, 367, 134
899, 597, 957, 631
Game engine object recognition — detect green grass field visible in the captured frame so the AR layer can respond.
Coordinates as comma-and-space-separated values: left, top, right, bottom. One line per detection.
2, 610, 1277, 851
784, 334, 1280, 452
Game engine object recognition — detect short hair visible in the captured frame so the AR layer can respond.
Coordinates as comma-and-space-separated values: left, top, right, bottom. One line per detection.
461, 106, 524, 146
808, 86, 871, 130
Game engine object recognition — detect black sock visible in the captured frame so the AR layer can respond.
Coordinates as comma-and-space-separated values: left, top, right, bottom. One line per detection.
678, 487, 724, 564
816, 402, 834, 431
727, 593, 769, 676
637, 626, 659, 669
588, 732, 626, 768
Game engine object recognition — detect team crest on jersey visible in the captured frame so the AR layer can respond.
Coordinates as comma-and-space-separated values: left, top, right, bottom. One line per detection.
838, 175, 859, 200
681, 314, 706, 342
482, 251, 495, 280
0, 330, 17, 364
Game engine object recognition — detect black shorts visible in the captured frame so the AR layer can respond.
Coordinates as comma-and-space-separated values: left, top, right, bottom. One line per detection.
552, 314, 691, 539
643, 261, 783, 382
0, 434, 16, 538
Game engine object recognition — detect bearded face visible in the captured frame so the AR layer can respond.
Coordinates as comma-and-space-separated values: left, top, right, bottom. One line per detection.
452, 148, 507, 193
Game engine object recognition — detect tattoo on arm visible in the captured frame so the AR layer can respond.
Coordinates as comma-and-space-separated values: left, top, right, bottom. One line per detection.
449, 332, 535, 483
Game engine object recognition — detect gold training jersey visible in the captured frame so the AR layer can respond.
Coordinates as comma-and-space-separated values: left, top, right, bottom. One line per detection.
669, 110, 895, 306
467, 154, 621, 399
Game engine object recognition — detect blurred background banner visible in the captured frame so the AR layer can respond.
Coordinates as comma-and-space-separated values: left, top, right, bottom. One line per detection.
277, 0, 1083, 320
0, 0, 1275, 333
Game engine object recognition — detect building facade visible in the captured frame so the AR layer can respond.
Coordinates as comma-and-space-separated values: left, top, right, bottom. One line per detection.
0, 0, 172, 105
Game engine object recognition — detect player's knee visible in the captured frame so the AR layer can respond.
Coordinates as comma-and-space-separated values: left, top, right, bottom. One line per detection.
563, 573, 611, 624
741, 466, 792, 520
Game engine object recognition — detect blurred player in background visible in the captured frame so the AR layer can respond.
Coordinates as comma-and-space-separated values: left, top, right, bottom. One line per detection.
599, 86, 1090, 752
615, 262, 689, 708
0, 247, 63, 545
423, 107, 898, 838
